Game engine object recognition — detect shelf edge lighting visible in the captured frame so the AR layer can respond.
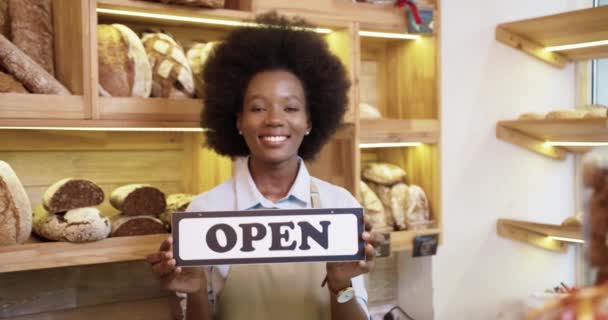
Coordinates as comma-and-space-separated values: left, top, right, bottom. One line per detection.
545, 40, 608, 52
548, 236, 584, 244
358, 31, 420, 40
96, 8, 332, 34
359, 142, 422, 149
545, 141, 608, 147
0, 126, 206, 132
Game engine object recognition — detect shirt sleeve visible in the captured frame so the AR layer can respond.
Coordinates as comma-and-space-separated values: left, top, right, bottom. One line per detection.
352, 274, 371, 319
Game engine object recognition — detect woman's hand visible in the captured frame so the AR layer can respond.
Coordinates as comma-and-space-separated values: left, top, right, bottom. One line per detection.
325, 214, 383, 291
146, 236, 207, 294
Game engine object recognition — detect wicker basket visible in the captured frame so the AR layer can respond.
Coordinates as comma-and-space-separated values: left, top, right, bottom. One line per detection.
143, 0, 225, 8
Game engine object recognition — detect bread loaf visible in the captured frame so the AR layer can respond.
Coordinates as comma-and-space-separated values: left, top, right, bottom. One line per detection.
159, 193, 195, 229
362, 162, 407, 186
142, 33, 194, 98
43, 178, 104, 213
404, 185, 431, 228
187, 42, 217, 98
33, 206, 111, 242
359, 181, 390, 231
111, 215, 167, 237
98, 24, 152, 97
0, 33, 69, 94
9, 0, 54, 75
110, 184, 166, 216
366, 181, 395, 229
0, 160, 32, 245
0, 70, 27, 93
545, 109, 586, 119
389, 183, 409, 230
0, 0, 8, 37
517, 112, 545, 120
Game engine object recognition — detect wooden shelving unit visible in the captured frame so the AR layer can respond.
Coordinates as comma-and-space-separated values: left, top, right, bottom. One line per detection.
359, 119, 439, 145
496, 118, 608, 160
497, 218, 582, 253
496, 6, 608, 68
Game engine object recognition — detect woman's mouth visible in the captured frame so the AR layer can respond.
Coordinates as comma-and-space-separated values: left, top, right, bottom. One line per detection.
259, 135, 289, 147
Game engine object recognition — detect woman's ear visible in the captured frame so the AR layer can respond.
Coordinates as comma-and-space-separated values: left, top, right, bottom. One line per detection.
236, 113, 242, 135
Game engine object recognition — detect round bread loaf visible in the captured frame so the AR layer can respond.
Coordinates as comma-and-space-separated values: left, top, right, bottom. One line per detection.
43, 178, 104, 213
362, 162, 407, 186
142, 33, 195, 98
187, 42, 218, 99
0, 161, 32, 245
33, 206, 111, 242
159, 193, 195, 229
111, 215, 167, 237
98, 24, 152, 97
110, 184, 166, 216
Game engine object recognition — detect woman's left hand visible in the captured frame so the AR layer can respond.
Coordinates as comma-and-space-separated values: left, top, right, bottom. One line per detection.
325, 213, 384, 291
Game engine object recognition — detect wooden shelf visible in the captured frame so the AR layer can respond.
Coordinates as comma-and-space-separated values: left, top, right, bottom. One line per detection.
0, 234, 168, 273
390, 228, 441, 252
0, 94, 86, 120
359, 119, 439, 145
99, 97, 202, 122
496, 118, 608, 160
497, 218, 582, 253
496, 6, 608, 68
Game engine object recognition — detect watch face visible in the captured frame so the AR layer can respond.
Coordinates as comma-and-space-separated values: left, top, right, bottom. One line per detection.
337, 287, 355, 303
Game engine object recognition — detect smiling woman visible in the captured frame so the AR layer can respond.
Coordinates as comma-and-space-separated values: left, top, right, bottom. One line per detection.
146, 11, 378, 320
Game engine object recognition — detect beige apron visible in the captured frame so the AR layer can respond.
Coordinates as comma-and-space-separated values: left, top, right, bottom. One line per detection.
216, 182, 331, 320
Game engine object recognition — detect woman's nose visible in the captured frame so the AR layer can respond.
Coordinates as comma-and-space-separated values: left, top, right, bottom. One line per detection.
264, 107, 284, 126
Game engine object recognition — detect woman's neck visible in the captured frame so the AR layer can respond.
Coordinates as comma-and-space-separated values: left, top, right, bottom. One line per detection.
248, 156, 300, 203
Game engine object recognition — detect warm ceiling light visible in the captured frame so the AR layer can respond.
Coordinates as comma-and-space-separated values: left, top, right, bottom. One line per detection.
545, 40, 608, 52
96, 8, 332, 33
548, 236, 584, 244
359, 142, 422, 149
0, 126, 206, 132
545, 141, 608, 147
359, 30, 420, 40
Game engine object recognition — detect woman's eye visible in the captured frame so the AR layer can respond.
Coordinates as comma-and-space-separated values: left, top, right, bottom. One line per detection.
285, 106, 299, 112
251, 106, 264, 112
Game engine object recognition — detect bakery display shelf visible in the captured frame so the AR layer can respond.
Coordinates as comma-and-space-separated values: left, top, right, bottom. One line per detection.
496, 118, 608, 160
496, 6, 608, 68
96, 0, 253, 28
390, 227, 441, 252
359, 119, 439, 146
0, 94, 86, 120
99, 97, 202, 122
497, 218, 582, 253
0, 233, 168, 273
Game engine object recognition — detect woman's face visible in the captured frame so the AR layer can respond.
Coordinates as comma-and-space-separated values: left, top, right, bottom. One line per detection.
237, 70, 311, 165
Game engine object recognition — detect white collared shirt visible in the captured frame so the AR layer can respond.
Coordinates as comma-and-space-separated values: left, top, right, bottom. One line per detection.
186, 157, 370, 318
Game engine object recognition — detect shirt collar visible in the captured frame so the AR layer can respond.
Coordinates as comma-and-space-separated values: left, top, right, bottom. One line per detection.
234, 157, 311, 210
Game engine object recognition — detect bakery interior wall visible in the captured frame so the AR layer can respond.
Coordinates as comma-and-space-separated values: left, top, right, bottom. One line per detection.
433, 0, 589, 319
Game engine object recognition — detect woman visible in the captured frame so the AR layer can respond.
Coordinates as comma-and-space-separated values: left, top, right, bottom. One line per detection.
147, 12, 378, 320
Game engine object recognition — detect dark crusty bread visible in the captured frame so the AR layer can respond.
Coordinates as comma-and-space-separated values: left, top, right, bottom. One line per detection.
43, 178, 105, 214
111, 215, 167, 237
110, 184, 166, 216
0, 160, 32, 245
9, 0, 54, 75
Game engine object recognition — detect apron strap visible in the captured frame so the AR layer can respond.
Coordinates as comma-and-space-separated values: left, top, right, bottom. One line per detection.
310, 180, 321, 209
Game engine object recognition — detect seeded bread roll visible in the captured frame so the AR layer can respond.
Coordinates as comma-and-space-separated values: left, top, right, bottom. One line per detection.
0, 70, 27, 93
362, 162, 407, 186
186, 42, 217, 98
110, 184, 166, 216
43, 178, 104, 213
111, 215, 167, 237
98, 24, 152, 97
158, 193, 195, 229
0, 160, 32, 245
9, 0, 54, 75
33, 205, 111, 242
142, 32, 195, 98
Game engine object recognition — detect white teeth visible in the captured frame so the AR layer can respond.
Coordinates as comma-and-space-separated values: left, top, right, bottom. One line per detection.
262, 136, 287, 142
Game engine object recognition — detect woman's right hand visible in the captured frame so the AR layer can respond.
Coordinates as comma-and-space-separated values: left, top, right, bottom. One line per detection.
147, 236, 207, 294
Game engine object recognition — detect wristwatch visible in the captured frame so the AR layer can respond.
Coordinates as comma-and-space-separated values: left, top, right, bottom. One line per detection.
321, 275, 355, 303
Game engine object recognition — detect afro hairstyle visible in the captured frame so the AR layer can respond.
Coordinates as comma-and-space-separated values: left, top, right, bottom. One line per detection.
201, 12, 351, 161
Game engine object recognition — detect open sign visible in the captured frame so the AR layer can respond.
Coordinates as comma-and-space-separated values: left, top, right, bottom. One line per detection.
172, 208, 364, 266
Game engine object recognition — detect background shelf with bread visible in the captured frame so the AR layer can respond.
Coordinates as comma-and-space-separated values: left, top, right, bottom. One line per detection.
0, 0, 89, 122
